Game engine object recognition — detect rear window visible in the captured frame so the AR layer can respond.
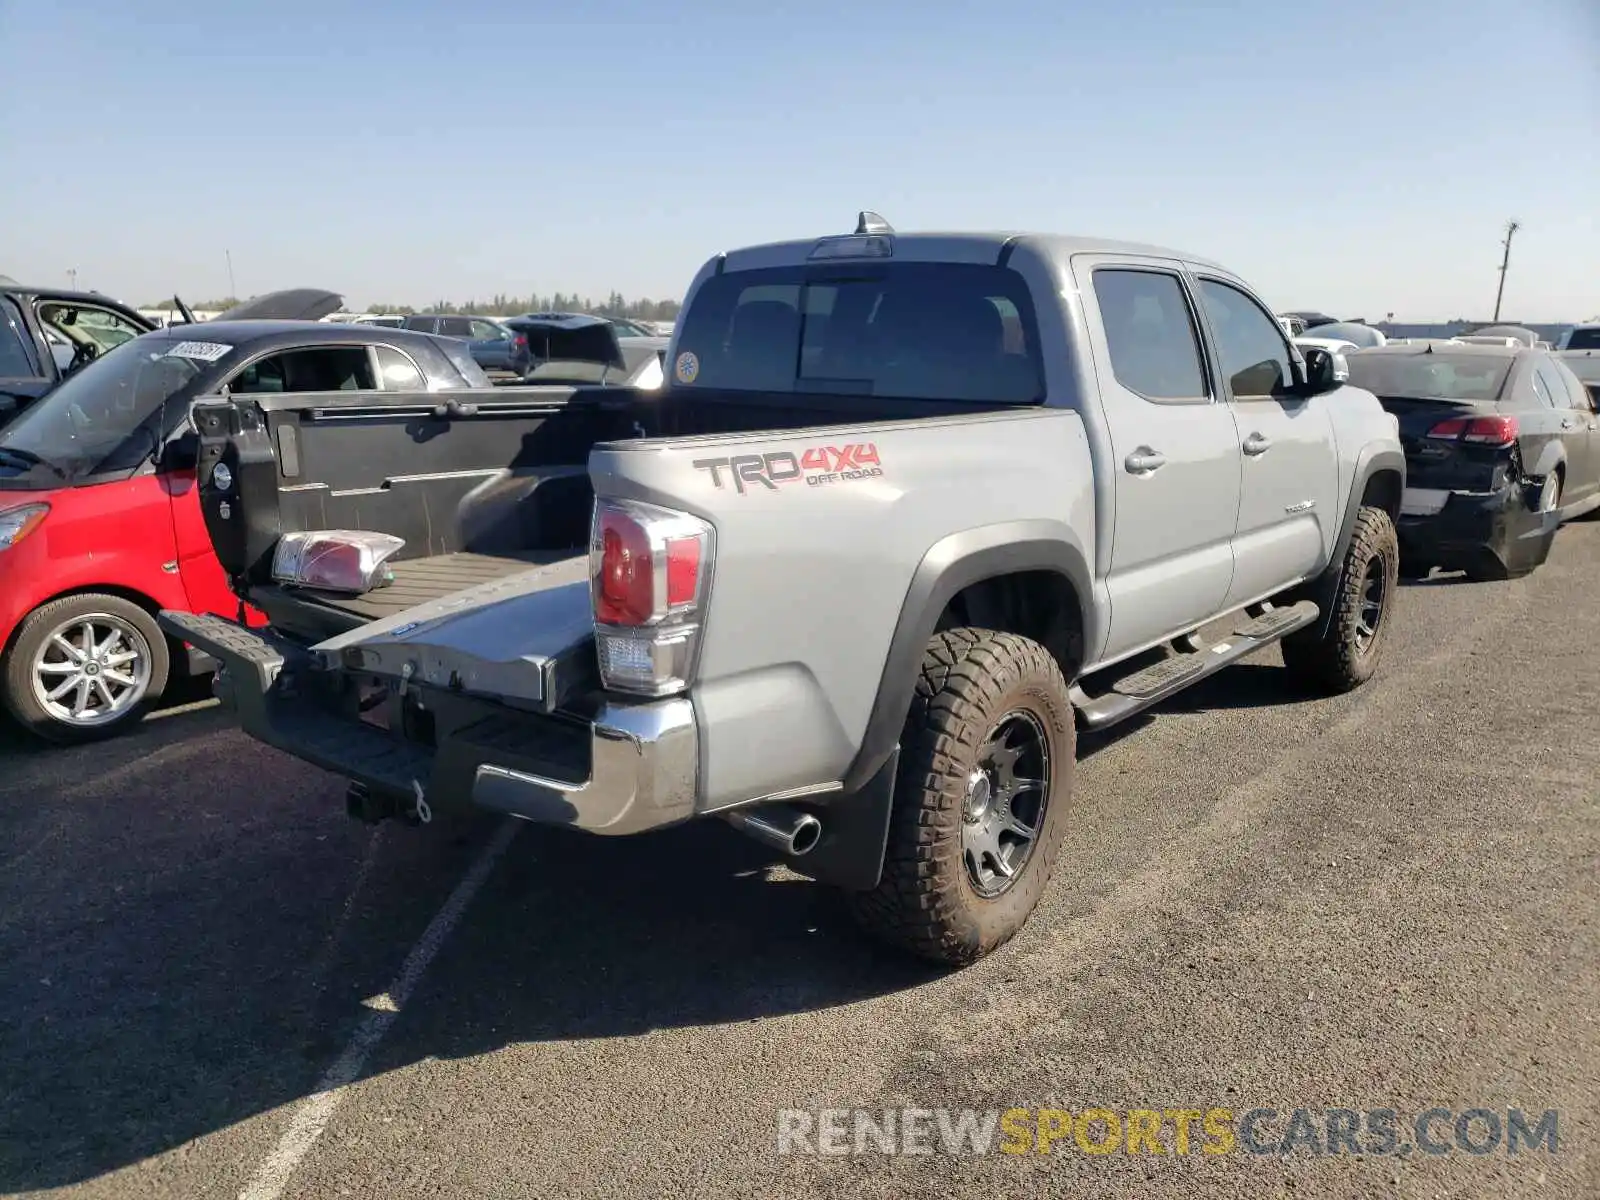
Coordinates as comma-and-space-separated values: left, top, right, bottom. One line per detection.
1565, 328, 1600, 350
1344, 352, 1512, 402
671, 262, 1044, 403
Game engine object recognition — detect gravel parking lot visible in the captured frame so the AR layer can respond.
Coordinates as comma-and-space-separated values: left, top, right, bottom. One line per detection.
2, 525, 1597, 1200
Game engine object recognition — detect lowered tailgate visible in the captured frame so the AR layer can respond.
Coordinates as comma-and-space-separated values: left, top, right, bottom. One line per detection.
156, 553, 622, 825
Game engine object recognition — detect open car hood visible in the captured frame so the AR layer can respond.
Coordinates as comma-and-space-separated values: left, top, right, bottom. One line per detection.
214, 288, 344, 322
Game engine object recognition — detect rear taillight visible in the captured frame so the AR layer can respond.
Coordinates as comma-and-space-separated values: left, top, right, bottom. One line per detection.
1425, 414, 1518, 447
590, 498, 714, 697
513, 334, 528, 350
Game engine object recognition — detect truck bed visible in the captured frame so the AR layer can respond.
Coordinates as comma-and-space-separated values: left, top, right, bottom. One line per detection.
251, 549, 581, 641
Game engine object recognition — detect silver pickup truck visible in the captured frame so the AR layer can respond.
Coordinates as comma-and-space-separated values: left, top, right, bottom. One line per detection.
162, 213, 1405, 966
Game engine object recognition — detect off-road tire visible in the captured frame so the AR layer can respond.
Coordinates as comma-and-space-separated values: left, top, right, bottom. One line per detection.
849, 628, 1075, 968
2, 593, 170, 743
1282, 506, 1398, 694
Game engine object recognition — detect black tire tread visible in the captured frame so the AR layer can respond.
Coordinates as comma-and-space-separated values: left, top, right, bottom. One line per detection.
849, 628, 1073, 967
1281, 506, 1397, 695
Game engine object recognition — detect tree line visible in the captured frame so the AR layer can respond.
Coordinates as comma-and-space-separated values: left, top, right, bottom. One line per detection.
141, 291, 682, 320
367, 291, 680, 320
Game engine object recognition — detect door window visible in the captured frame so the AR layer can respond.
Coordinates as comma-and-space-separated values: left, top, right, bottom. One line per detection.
374, 345, 425, 389
1197, 279, 1293, 399
35, 301, 146, 371
439, 316, 473, 339
0, 299, 41, 377
1090, 269, 1210, 403
1551, 361, 1598, 411
228, 347, 378, 394
469, 319, 506, 341
1535, 362, 1583, 410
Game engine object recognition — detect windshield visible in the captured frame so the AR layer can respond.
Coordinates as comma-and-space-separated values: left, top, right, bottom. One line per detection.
1564, 328, 1600, 350
672, 262, 1044, 403
1344, 352, 1512, 402
0, 335, 222, 483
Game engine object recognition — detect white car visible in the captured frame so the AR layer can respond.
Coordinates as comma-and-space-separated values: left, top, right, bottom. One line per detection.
1294, 335, 1361, 357
1558, 323, 1600, 351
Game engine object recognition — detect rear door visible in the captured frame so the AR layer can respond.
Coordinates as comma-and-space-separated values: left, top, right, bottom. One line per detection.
1539, 359, 1600, 506
468, 318, 511, 370
1073, 257, 1240, 657
1194, 275, 1339, 608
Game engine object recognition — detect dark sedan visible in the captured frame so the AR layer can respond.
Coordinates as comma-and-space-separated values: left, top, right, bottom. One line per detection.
1345, 343, 1600, 581
401, 314, 533, 378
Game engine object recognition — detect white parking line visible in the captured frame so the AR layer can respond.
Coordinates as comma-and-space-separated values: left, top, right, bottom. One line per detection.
239, 818, 521, 1200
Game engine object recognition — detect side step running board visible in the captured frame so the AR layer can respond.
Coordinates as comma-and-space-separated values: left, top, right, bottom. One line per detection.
1071, 599, 1319, 730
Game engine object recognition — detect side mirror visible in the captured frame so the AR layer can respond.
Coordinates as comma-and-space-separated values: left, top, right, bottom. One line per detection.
160, 428, 200, 472
1299, 348, 1349, 396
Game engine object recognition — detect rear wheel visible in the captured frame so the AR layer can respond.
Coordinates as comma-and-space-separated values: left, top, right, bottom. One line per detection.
2, 594, 170, 743
1281, 506, 1398, 694
849, 629, 1075, 967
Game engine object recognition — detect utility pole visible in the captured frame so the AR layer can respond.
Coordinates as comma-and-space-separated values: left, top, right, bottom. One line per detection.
67, 267, 77, 291
1492, 219, 1519, 322
225, 249, 238, 302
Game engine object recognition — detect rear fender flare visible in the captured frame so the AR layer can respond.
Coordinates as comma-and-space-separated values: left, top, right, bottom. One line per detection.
841, 520, 1095, 793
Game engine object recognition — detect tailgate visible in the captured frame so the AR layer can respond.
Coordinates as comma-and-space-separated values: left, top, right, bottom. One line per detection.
314, 552, 596, 709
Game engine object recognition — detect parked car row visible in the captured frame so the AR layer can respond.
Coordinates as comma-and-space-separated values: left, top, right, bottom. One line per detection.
3, 217, 1594, 972
0, 305, 644, 741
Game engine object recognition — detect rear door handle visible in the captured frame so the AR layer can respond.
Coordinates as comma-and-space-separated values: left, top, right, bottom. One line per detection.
1243, 432, 1273, 455
1124, 448, 1167, 474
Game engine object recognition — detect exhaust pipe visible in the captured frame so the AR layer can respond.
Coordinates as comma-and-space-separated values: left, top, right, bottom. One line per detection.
723, 803, 824, 857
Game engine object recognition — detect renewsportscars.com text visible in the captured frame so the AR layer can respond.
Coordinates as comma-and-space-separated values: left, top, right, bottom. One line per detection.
776, 1106, 1560, 1158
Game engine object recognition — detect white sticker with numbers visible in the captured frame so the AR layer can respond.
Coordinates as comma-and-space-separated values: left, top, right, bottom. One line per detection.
164, 340, 233, 362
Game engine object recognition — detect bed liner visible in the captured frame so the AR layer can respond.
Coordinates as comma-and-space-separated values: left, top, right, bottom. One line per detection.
265, 549, 576, 623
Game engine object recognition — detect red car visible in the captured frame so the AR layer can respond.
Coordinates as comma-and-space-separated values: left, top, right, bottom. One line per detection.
0, 294, 495, 741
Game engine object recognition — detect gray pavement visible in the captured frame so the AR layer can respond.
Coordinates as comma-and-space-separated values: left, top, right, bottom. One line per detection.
2, 522, 1597, 1200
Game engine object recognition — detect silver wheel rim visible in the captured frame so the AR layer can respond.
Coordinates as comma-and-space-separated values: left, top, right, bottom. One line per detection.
31, 613, 153, 727
1540, 474, 1560, 513
961, 709, 1052, 898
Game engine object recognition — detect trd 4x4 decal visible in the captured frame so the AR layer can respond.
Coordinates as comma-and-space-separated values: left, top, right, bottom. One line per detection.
693, 443, 883, 494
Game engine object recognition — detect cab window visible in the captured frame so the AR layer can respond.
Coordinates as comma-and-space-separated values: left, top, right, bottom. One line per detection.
228, 347, 377, 394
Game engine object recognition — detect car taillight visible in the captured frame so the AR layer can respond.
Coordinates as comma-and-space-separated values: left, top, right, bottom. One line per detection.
590, 498, 714, 697
513, 334, 528, 350
1425, 414, 1518, 447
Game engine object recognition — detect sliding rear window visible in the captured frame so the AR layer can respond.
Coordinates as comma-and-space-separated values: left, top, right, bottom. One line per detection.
672, 262, 1044, 403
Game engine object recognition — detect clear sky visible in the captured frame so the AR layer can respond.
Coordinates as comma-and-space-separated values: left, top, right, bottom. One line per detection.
2, 0, 1596, 320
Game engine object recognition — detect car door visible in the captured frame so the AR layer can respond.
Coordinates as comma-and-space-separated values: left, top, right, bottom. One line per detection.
467, 318, 510, 369
1194, 275, 1340, 609
0, 297, 52, 416
1540, 359, 1600, 508
1074, 258, 1241, 659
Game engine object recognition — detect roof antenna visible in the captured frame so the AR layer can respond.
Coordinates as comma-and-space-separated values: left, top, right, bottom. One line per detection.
855, 211, 894, 235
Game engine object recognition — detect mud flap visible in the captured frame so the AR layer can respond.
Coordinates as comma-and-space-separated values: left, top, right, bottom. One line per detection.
789, 748, 898, 891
